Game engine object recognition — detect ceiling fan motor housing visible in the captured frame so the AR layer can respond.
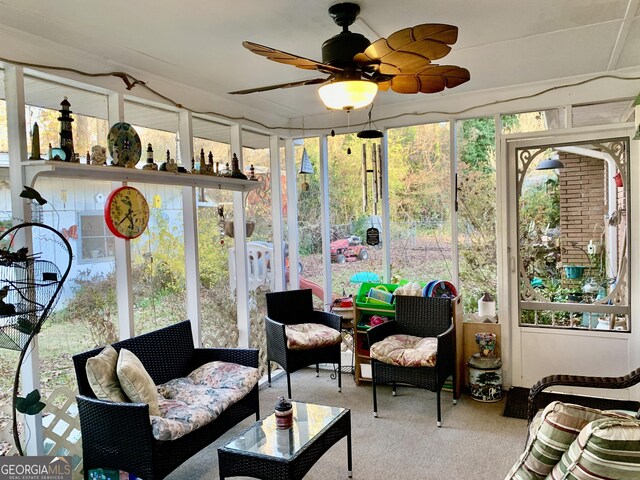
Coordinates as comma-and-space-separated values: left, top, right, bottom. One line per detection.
322, 31, 370, 68
323, 2, 370, 68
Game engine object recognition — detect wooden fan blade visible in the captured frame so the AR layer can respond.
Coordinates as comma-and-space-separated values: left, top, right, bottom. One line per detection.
242, 41, 342, 74
388, 65, 470, 94
387, 24, 459, 50
375, 80, 391, 92
355, 23, 459, 71
229, 77, 329, 95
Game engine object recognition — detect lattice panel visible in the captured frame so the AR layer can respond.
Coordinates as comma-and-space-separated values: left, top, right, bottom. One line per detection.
249, 313, 269, 377
202, 325, 238, 348
41, 387, 83, 478
0, 388, 82, 478
0, 401, 19, 456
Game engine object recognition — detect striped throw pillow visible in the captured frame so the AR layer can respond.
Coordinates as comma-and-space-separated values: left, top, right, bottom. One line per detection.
504, 402, 631, 480
548, 417, 640, 479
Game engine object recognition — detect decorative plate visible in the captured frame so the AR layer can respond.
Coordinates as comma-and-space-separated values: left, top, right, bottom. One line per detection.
107, 122, 142, 167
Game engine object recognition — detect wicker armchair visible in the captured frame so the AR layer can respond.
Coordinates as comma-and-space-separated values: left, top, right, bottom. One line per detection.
265, 289, 342, 399
367, 295, 457, 427
73, 320, 260, 480
527, 368, 640, 424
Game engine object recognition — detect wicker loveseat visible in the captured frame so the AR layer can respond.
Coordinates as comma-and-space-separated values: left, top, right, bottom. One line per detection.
73, 320, 260, 480
505, 369, 640, 479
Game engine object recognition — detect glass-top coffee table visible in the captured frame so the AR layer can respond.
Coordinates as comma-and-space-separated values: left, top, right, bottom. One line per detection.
217, 401, 352, 479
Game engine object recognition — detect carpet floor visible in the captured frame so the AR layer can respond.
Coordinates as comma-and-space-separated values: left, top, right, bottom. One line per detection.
167, 368, 528, 480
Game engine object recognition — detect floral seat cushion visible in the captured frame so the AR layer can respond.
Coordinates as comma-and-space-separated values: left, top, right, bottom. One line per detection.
151, 361, 259, 441
285, 323, 342, 350
370, 334, 438, 367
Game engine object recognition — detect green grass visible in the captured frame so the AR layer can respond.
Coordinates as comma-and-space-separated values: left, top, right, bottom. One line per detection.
0, 320, 96, 403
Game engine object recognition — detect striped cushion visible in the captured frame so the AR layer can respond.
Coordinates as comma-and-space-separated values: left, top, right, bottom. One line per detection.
505, 402, 631, 480
547, 417, 640, 479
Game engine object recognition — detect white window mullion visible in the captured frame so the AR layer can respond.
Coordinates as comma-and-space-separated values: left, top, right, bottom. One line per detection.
380, 131, 391, 282
269, 135, 285, 291
231, 125, 250, 347
450, 119, 459, 288
179, 110, 201, 346
5, 65, 44, 456
108, 93, 134, 340
285, 138, 299, 289
319, 135, 331, 308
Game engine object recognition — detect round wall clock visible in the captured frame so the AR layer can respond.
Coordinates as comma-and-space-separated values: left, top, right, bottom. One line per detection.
107, 122, 142, 167
104, 186, 150, 239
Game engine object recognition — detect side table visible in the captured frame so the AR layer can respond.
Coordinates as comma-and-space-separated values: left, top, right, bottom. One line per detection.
217, 401, 352, 479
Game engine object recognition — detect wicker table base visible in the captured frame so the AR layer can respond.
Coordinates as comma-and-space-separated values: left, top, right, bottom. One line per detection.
218, 401, 352, 479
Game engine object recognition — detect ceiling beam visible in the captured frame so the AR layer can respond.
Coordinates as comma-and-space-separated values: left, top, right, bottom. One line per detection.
618, 98, 636, 122
607, 0, 640, 71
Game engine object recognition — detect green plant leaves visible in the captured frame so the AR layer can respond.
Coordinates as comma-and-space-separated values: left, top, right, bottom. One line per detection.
16, 389, 46, 415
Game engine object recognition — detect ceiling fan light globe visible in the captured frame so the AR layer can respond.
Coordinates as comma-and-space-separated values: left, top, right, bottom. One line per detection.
318, 79, 378, 110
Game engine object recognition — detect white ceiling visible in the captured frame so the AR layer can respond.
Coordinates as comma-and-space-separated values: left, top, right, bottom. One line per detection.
0, 0, 639, 131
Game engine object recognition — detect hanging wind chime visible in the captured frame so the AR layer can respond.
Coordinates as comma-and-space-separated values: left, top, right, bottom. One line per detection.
217, 205, 225, 245
299, 147, 314, 191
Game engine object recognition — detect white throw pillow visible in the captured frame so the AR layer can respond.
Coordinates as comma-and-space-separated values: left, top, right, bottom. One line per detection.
116, 348, 160, 416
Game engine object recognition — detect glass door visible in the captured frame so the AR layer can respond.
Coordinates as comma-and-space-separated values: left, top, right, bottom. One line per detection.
506, 126, 633, 387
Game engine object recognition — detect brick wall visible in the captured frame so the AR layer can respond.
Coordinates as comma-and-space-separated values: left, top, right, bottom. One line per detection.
559, 153, 606, 281
616, 174, 626, 271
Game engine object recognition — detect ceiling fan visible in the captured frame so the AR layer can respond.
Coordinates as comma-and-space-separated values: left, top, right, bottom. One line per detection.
229, 2, 470, 111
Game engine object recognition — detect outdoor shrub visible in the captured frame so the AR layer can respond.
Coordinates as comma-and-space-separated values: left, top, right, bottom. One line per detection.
63, 269, 118, 346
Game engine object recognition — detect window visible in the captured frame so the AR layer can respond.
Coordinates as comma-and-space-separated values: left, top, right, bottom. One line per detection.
79, 212, 114, 262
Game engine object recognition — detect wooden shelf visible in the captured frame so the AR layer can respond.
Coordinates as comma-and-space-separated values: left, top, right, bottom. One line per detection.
23, 160, 263, 192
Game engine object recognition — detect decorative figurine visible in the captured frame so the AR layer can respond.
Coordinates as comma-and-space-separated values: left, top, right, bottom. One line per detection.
58, 97, 75, 162
142, 143, 158, 170
111, 148, 120, 167
29, 123, 42, 160
208, 152, 215, 175
91, 145, 107, 165
198, 149, 208, 175
86, 151, 90, 164
191, 157, 198, 174
249, 164, 258, 181
274, 396, 293, 429
214, 161, 220, 176
159, 150, 168, 171
221, 162, 232, 177
164, 150, 177, 172
230, 153, 248, 179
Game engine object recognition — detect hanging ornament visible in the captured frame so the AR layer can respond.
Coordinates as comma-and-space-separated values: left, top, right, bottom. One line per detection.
217, 205, 225, 246
331, 129, 335, 137
301, 174, 310, 192
299, 148, 314, 174
347, 147, 352, 155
